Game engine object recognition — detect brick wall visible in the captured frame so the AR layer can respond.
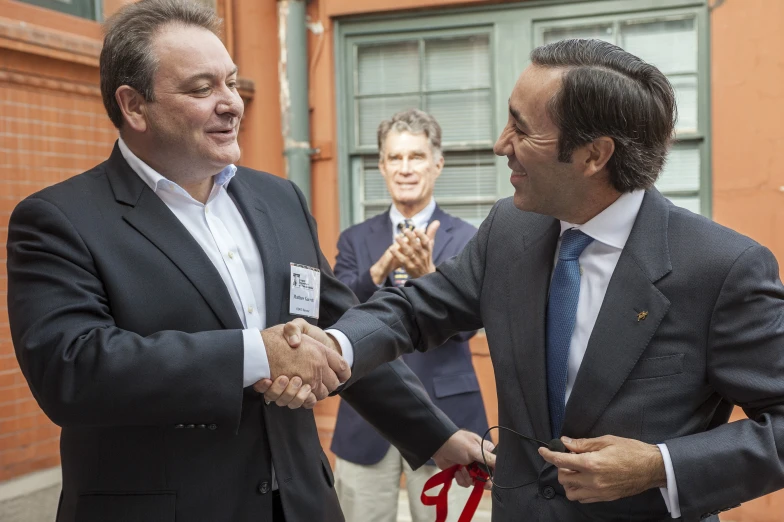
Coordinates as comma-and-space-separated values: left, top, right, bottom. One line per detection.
0, 83, 116, 482
0, 0, 116, 483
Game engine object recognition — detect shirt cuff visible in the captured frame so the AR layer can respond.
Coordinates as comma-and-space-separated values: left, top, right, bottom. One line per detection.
657, 443, 681, 518
325, 329, 354, 369
242, 328, 270, 387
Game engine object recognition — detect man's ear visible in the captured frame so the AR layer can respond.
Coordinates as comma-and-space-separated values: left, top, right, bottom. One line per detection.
581, 136, 615, 179
115, 85, 148, 133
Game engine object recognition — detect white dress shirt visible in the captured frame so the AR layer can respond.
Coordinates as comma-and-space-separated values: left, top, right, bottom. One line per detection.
333, 190, 680, 517
389, 198, 436, 238
555, 190, 679, 518
118, 138, 270, 387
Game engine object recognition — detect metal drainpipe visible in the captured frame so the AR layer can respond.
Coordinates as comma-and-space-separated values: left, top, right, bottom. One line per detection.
278, 0, 315, 207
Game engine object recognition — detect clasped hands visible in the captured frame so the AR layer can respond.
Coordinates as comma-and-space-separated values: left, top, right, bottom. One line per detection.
256, 319, 344, 409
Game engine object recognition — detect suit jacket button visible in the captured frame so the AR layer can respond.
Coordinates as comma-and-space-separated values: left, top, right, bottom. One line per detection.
208, 424, 217, 430
197, 424, 206, 429
186, 424, 195, 429
541, 485, 556, 500
258, 482, 270, 494
174, 424, 184, 429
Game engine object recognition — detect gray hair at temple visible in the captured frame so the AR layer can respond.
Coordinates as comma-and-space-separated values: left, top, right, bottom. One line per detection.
377, 109, 443, 161
100, 0, 222, 129
531, 38, 677, 193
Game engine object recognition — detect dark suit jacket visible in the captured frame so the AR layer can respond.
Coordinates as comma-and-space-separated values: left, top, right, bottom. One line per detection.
7, 144, 458, 522
331, 189, 784, 522
330, 207, 488, 465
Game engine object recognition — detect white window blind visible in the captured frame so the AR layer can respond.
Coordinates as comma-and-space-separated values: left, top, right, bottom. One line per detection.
541, 14, 704, 214
351, 34, 496, 227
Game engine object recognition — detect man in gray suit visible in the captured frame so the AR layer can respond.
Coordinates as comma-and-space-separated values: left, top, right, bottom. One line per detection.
270, 39, 784, 521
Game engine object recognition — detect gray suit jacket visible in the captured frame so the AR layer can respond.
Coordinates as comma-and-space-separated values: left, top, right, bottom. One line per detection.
7, 144, 457, 522
332, 189, 784, 522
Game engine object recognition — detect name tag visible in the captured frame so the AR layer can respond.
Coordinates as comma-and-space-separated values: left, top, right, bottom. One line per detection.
289, 263, 320, 319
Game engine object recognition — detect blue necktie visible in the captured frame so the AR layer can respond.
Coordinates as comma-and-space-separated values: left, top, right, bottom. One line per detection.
393, 219, 416, 287
546, 228, 594, 438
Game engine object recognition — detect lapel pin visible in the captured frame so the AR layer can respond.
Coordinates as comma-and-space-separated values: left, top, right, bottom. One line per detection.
637, 311, 648, 322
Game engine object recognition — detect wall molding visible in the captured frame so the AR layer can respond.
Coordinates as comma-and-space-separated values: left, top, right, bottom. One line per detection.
0, 68, 101, 97
0, 16, 101, 67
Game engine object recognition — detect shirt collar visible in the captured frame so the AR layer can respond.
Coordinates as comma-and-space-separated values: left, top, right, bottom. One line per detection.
389, 198, 437, 231
117, 136, 237, 195
559, 190, 645, 250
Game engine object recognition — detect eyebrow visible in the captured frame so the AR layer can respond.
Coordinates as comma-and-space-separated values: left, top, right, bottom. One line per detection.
508, 101, 529, 131
184, 66, 239, 84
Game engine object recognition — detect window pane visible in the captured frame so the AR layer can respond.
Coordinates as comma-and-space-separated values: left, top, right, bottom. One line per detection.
656, 144, 700, 193
426, 90, 493, 143
438, 203, 495, 228
18, 0, 96, 19
357, 96, 421, 147
543, 23, 614, 45
364, 204, 391, 221
362, 156, 387, 202
665, 196, 700, 214
672, 75, 698, 133
357, 41, 420, 95
434, 151, 497, 199
425, 35, 491, 91
620, 16, 696, 74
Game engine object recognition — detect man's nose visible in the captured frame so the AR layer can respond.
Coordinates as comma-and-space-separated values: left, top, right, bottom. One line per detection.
493, 127, 514, 157
401, 158, 412, 173
217, 88, 243, 117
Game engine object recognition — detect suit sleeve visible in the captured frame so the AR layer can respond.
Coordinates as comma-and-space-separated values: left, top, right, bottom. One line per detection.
290, 182, 458, 467
332, 203, 497, 384
334, 230, 383, 303
665, 244, 784, 520
7, 196, 244, 431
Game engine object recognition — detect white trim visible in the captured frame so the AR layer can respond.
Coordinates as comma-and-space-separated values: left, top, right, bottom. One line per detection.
0, 467, 61, 503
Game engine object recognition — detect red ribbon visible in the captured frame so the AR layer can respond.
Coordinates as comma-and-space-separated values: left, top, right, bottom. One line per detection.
421, 463, 489, 522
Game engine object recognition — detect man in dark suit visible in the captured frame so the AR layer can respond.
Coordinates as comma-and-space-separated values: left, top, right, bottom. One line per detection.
275, 39, 784, 521
6, 2, 490, 522
328, 109, 488, 522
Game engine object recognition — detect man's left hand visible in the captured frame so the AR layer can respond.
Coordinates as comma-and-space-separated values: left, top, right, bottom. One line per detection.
433, 430, 496, 490
538, 435, 667, 503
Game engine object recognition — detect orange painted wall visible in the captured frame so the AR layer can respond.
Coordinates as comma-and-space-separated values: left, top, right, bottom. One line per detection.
709, 2, 784, 520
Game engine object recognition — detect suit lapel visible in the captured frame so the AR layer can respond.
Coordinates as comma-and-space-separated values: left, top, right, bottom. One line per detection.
365, 210, 394, 283
107, 145, 244, 331
227, 172, 286, 328
430, 206, 455, 264
507, 216, 560, 443
562, 190, 672, 438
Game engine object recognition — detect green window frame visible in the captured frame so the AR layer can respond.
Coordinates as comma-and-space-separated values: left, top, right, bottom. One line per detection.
335, 0, 710, 230
340, 28, 500, 228
17, 0, 101, 20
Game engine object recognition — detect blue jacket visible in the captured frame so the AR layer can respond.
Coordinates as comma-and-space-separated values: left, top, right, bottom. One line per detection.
330, 205, 488, 465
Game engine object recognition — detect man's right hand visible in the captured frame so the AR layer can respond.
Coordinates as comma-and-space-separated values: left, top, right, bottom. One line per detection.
258, 319, 346, 407
369, 243, 402, 285
258, 324, 350, 401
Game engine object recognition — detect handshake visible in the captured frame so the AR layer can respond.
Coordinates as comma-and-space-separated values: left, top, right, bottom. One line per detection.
256, 319, 347, 409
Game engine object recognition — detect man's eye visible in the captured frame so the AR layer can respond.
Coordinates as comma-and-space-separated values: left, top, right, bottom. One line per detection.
513, 126, 526, 136
227, 81, 238, 89
193, 87, 211, 95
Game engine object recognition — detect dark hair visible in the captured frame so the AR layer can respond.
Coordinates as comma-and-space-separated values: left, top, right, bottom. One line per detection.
530, 39, 676, 192
377, 108, 443, 161
100, 0, 222, 129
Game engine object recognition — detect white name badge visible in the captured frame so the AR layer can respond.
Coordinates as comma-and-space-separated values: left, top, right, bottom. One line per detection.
289, 263, 320, 319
